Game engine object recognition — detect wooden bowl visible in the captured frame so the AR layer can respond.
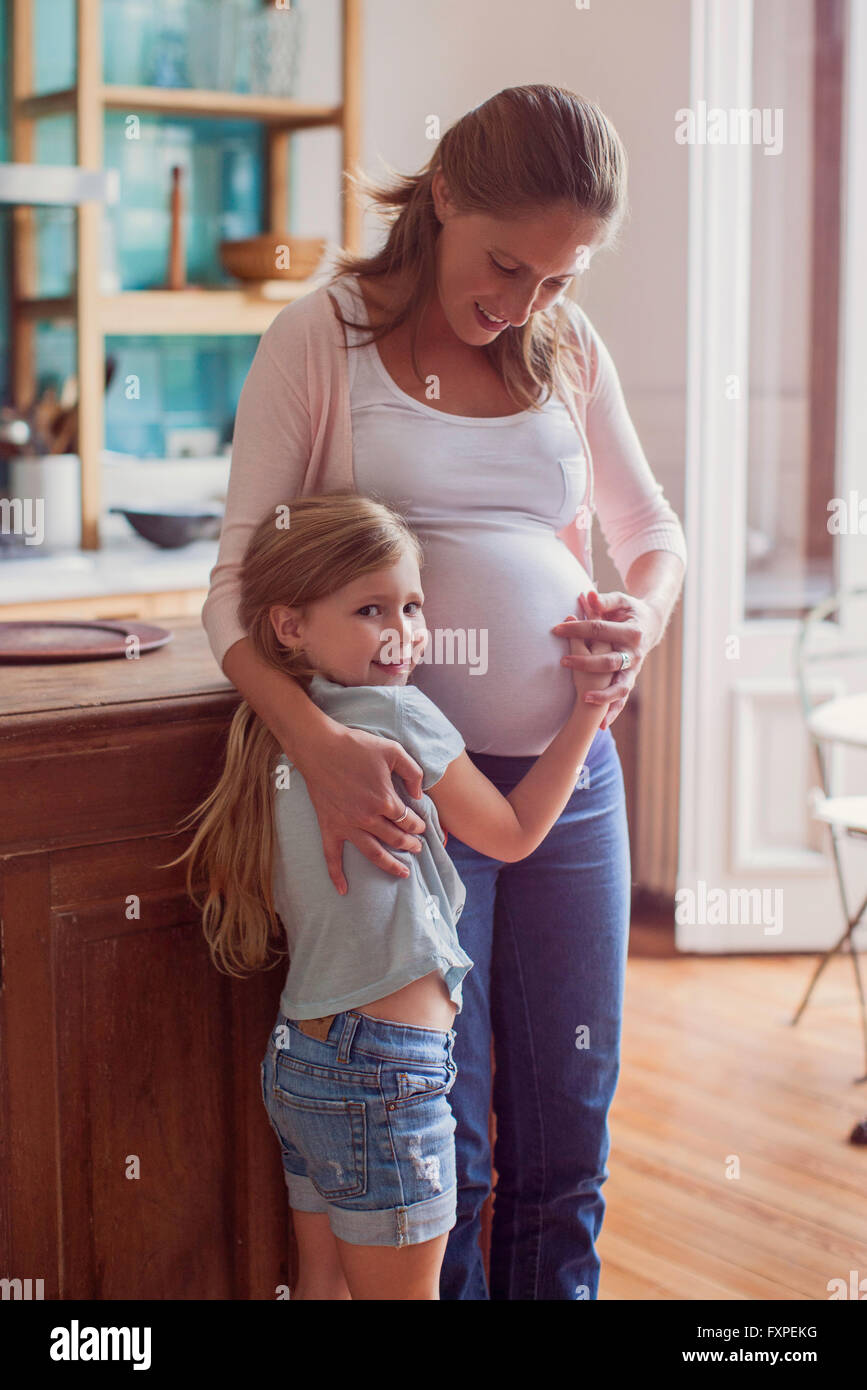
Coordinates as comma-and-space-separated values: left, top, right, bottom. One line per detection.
219, 234, 326, 282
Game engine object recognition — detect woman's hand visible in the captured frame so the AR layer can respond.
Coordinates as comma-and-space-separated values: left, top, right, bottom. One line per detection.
551, 588, 662, 730
293, 723, 428, 896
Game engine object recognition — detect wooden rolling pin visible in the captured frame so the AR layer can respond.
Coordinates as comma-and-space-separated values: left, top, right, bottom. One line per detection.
168, 165, 186, 290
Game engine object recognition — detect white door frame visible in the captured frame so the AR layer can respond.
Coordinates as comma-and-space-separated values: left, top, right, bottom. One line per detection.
677, 0, 867, 952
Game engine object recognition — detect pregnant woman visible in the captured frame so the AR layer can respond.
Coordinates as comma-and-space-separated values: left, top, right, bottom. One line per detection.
201, 83, 687, 1300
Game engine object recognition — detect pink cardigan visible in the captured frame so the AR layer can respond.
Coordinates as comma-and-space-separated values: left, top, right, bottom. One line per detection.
202, 281, 687, 669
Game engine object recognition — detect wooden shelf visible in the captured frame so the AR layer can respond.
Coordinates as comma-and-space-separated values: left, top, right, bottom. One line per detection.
17, 86, 343, 129
16, 282, 322, 334
15, 88, 78, 118
16, 295, 76, 321
102, 87, 343, 128
99, 285, 320, 335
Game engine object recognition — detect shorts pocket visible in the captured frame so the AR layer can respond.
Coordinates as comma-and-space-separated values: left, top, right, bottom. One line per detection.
272, 1086, 367, 1199
392, 1066, 454, 1108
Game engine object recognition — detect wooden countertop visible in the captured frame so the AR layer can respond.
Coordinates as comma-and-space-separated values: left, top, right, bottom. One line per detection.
0, 614, 242, 855
1, 614, 235, 720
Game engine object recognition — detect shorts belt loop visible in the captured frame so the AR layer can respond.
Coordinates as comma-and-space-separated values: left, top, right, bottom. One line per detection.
337, 1011, 360, 1062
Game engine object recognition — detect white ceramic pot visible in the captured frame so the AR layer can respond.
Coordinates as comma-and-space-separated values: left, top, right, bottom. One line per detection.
9, 454, 82, 550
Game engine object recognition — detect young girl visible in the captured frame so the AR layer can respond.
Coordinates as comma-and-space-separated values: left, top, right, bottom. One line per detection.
172, 489, 612, 1301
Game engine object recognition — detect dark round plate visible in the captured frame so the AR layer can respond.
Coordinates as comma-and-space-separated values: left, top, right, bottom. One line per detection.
0, 619, 174, 663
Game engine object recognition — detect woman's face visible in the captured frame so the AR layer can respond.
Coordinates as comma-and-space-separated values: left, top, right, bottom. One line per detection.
429, 169, 604, 345
270, 548, 429, 688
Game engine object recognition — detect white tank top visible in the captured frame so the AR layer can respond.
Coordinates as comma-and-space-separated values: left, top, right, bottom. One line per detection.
330, 274, 593, 756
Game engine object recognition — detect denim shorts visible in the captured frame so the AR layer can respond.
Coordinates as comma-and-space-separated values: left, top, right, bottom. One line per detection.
260, 1008, 459, 1247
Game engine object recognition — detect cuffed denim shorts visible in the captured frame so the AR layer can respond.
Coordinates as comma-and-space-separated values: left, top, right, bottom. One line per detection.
260, 1008, 459, 1247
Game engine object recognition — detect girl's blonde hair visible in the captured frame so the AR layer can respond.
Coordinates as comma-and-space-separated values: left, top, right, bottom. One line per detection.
163, 490, 424, 977
331, 82, 628, 411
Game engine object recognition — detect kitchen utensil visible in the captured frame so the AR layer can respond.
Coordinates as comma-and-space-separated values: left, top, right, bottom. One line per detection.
0, 619, 173, 663
187, 0, 245, 90
219, 234, 326, 282
49, 410, 78, 455
168, 165, 186, 290
19, 356, 115, 458
26, 385, 61, 454
149, 3, 190, 88
9, 455, 82, 548
48, 375, 79, 454
109, 504, 223, 548
241, 4, 305, 97
0, 412, 31, 454
102, 0, 152, 86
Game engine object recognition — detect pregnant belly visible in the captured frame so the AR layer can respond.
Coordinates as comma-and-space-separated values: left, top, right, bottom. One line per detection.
410, 526, 593, 756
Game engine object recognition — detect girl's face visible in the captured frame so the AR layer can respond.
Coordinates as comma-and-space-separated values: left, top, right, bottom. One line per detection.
429, 169, 604, 345
270, 548, 429, 688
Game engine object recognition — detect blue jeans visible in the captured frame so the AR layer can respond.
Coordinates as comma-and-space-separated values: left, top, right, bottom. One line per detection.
261, 1010, 459, 1247
439, 725, 631, 1300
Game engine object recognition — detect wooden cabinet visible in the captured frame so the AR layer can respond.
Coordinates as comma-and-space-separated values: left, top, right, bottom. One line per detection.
0, 616, 293, 1298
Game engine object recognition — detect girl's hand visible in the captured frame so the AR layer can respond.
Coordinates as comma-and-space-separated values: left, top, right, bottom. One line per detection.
551, 589, 660, 730
559, 614, 615, 701
293, 724, 428, 895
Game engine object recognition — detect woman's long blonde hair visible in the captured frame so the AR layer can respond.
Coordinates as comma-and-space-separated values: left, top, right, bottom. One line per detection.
163, 490, 424, 977
331, 82, 628, 411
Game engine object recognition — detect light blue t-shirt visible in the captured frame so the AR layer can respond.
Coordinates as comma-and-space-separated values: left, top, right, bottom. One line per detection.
271, 673, 473, 1018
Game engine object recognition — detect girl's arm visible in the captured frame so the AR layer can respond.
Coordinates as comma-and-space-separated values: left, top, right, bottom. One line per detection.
222, 636, 428, 892
426, 626, 612, 862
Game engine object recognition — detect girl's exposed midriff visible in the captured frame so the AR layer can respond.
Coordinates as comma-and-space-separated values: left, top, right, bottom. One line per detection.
355, 969, 457, 1031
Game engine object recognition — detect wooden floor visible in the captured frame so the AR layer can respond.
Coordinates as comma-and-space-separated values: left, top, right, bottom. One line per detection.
598, 918, 867, 1300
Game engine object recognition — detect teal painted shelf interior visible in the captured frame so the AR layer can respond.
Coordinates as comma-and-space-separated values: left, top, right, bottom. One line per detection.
0, 0, 302, 458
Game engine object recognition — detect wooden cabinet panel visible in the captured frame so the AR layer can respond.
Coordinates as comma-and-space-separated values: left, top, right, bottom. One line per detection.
1, 833, 293, 1298
0, 704, 237, 856
54, 892, 233, 1298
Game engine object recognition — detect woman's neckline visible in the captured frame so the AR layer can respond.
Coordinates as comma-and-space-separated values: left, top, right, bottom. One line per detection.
337, 273, 539, 427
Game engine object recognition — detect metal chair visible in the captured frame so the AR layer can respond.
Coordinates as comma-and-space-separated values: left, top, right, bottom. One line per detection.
791, 584, 867, 1091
